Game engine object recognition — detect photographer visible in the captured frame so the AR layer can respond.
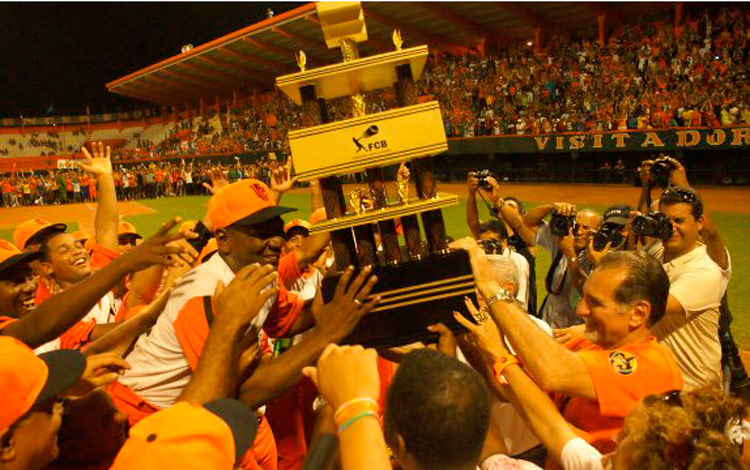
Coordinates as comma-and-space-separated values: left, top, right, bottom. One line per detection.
637, 154, 688, 214
518, 202, 601, 328
466, 173, 536, 315
638, 157, 748, 396
639, 187, 726, 392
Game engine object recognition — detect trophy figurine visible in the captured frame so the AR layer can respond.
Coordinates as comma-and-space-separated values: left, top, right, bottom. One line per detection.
276, 1, 474, 348
396, 161, 410, 204
348, 188, 363, 215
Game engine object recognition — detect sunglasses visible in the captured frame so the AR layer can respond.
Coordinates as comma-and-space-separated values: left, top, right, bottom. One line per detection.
644, 389, 683, 408
662, 187, 697, 204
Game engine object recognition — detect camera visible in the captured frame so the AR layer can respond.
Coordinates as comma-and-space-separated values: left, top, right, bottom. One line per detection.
549, 212, 578, 237
632, 212, 673, 240
592, 222, 625, 251
469, 169, 496, 191
650, 156, 676, 189
479, 239, 504, 255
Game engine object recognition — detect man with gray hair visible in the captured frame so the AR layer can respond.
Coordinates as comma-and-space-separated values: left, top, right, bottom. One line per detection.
486, 254, 528, 309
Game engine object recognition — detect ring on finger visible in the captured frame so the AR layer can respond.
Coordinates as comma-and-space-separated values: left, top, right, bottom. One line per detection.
473, 312, 488, 323
354, 298, 364, 306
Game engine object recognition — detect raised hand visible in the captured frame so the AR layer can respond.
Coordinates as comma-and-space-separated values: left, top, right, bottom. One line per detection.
202, 168, 229, 195
65, 352, 130, 397
664, 155, 689, 187
553, 202, 576, 216
213, 263, 279, 328
586, 237, 611, 267
120, 217, 197, 272
270, 156, 296, 194
303, 344, 380, 410
448, 237, 500, 300
313, 266, 380, 343
77, 142, 113, 176
453, 296, 507, 360
638, 159, 654, 186
426, 322, 457, 357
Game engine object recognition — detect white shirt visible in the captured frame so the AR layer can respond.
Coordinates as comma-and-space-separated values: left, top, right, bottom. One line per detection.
535, 223, 588, 328
560, 437, 603, 470
647, 242, 724, 391
120, 254, 275, 409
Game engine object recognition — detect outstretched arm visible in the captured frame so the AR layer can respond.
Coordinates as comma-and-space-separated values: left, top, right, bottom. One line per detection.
79, 142, 119, 252
450, 238, 595, 400
466, 174, 482, 239
1, 218, 193, 349
239, 267, 379, 408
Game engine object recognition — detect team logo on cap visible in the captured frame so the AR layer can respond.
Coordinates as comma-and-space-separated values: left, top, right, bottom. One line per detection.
35, 218, 50, 225
609, 351, 637, 375
250, 182, 269, 201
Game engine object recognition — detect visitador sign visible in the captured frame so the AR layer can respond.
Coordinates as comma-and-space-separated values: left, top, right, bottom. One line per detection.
447, 127, 750, 154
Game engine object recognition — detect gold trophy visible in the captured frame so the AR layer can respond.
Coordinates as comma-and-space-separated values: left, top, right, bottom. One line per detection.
276, 1, 472, 348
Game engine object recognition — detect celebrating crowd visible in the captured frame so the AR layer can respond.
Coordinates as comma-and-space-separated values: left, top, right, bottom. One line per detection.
141, 4, 750, 158
0, 156, 280, 208
0, 135, 746, 470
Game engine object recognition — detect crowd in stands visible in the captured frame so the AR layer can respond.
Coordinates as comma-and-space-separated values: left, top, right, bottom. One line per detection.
139, 4, 750, 159
0, 139, 747, 470
3, 6, 748, 166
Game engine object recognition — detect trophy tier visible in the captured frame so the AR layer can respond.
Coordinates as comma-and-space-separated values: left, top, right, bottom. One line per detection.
309, 191, 458, 234
289, 101, 447, 182
276, 45, 428, 105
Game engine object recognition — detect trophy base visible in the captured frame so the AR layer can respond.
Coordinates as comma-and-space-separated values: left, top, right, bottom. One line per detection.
321, 250, 478, 349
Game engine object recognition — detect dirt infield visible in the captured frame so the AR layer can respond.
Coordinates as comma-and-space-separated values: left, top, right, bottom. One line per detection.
0, 201, 156, 234
418, 182, 750, 213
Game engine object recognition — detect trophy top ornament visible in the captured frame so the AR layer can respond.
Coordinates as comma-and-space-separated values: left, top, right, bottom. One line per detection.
295, 50, 307, 72
392, 29, 403, 51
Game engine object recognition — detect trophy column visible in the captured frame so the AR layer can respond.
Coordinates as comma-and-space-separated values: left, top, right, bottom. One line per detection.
394, 64, 448, 253
300, 84, 358, 270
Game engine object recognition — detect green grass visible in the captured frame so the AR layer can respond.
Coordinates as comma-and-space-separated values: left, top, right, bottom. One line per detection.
5, 193, 750, 349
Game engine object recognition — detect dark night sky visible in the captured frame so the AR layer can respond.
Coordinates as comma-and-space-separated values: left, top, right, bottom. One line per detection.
0, 2, 303, 118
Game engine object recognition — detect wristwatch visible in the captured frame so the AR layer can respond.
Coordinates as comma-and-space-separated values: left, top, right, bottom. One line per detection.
486, 287, 515, 307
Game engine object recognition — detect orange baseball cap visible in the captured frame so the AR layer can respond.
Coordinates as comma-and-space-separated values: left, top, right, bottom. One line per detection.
309, 207, 327, 225
283, 219, 311, 236
13, 218, 67, 250
118, 221, 142, 239
71, 230, 91, 243
0, 337, 86, 431
0, 239, 43, 278
111, 399, 258, 470
207, 179, 295, 230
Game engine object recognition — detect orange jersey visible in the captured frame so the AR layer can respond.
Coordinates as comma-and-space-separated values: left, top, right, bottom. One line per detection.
556, 336, 683, 446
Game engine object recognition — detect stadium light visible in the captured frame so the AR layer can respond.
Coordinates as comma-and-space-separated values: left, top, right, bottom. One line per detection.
526, 40, 533, 47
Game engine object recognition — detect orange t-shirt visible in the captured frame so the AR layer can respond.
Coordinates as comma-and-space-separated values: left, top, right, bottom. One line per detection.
555, 336, 683, 446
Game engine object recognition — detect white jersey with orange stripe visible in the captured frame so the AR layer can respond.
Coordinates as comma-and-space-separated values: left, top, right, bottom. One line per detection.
119, 253, 275, 409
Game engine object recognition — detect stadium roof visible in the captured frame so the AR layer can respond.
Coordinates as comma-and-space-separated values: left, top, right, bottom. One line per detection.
106, 2, 674, 107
